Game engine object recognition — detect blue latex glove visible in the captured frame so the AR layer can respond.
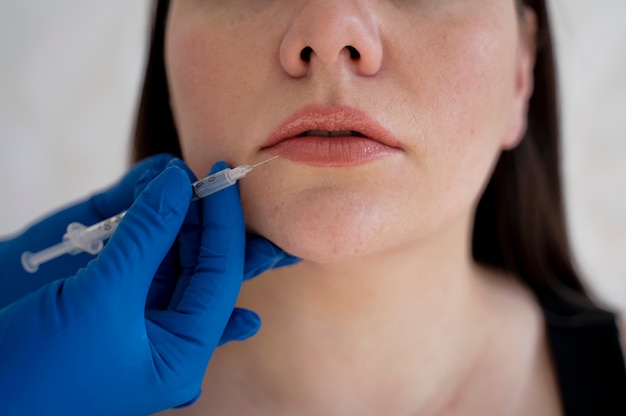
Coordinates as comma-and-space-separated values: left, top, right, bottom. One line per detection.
0, 154, 176, 309
0, 160, 299, 415
145, 162, 297, 332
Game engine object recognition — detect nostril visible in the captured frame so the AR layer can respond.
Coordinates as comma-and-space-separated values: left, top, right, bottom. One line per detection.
299, 45, 361, 63
347, 46, 361, 60
300, 46, 313, 62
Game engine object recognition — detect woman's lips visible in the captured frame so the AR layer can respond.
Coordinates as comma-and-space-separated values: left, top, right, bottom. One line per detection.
261, 105, 403, 167
267, 136, 399, 167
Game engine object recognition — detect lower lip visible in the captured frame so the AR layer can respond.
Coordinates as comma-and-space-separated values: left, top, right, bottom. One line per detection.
264, 137, 401, 167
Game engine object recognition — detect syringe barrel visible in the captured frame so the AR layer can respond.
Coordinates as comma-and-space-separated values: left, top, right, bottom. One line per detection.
192, 168, 237, 200
65, 212, 125, 255
76, 213, 125, 245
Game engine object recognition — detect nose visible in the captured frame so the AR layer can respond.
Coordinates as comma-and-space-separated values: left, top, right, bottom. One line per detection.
280, 0, 383, 78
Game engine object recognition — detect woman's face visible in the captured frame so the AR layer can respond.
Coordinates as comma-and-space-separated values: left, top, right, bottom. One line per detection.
165, 0, 535, 263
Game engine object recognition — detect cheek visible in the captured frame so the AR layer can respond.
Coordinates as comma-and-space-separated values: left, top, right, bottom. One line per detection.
390, 11, 517, 132
449, 24, 517, 146
442, 37, 516, 213
400, 18, 516, 180
377, 15, 520, 235
165, 24, 251, 176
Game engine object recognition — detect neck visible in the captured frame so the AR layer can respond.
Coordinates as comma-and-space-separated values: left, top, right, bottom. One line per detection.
202, 217, 515, 415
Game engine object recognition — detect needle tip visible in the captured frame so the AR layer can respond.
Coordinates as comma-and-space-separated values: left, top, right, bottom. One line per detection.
252, 155, 280, 168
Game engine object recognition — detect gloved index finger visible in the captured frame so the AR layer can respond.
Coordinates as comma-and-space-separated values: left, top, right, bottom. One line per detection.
243, 235, 301, 281
89, 153, 176, 220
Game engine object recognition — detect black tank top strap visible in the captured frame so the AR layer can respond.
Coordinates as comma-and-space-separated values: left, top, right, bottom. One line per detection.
539, 292, 626, 415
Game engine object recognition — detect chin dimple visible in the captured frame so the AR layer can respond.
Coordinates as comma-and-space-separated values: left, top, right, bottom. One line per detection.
300, 130, 366, 137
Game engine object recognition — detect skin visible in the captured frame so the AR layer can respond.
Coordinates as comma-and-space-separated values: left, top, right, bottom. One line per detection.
160, 0, 564, 414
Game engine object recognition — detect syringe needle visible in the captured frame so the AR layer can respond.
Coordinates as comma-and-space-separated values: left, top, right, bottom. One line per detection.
251, 155, 279, 169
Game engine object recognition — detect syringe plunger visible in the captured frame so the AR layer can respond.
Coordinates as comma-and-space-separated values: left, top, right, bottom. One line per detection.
21, 212, 125, 273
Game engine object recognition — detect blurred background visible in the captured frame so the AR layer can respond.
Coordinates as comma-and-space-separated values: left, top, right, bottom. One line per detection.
1, 1, 624, 312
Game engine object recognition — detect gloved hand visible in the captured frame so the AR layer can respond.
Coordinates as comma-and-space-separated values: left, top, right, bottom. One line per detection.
0, 159, 299, 415
0, 153, 177, 309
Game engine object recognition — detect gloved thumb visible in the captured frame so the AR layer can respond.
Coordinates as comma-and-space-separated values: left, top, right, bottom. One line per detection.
90, 153, 176, 219
84, 162, 192, 301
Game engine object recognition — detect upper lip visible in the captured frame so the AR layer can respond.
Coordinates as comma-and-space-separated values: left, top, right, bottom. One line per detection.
261, 105, 403, 150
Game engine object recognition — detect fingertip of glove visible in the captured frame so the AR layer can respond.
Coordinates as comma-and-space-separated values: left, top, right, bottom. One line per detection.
209, 161, 230, 175
132, 164, 192, 221
93, 154, 179, 214
168, 158, 198, 182
134, 170, 156, 199
244, 236, 302, 280
132, 154, 180, 198
144, 153, 177, 166
237, 308, 262, 329
158, 165, 194, 202
174, 390, 202, 409
278, 253, 302, 268
133, 154, 177, 177
218, 308, 262, 346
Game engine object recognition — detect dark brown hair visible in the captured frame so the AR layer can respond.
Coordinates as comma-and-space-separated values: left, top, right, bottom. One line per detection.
132, 0, 598, 310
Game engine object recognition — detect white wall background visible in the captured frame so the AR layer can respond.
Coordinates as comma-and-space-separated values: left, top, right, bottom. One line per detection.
1, 2, 624, 312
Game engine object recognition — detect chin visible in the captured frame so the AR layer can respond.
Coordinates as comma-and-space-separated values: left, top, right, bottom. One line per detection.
260, 224, 379, 265
241, 186, 399, 264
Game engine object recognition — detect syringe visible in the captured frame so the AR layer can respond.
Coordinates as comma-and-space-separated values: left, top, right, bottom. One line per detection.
21, 157, 278, 273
